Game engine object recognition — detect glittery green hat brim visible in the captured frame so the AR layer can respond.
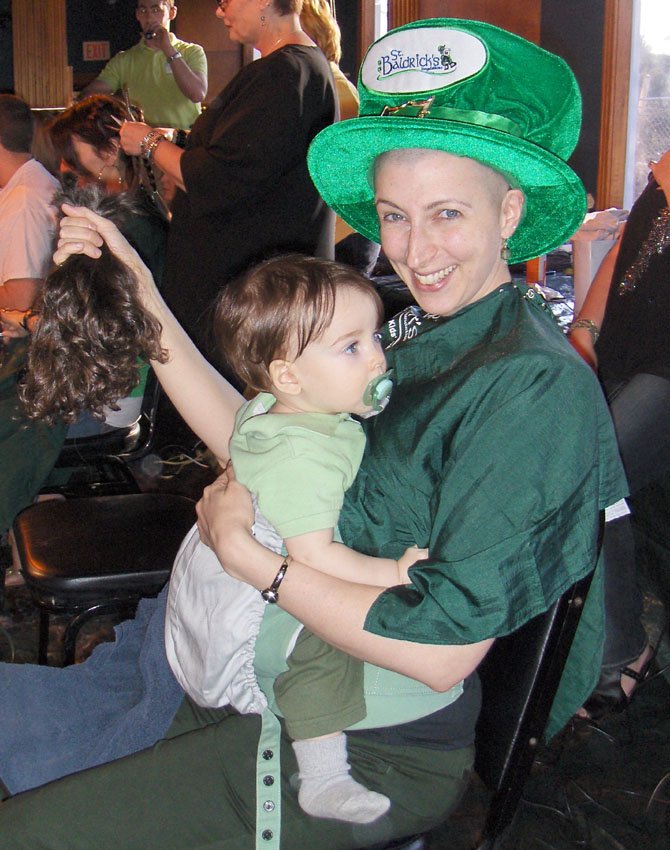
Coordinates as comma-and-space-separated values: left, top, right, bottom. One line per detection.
308, 116, 586, 264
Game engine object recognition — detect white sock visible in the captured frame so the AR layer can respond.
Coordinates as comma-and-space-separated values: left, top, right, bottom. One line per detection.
292, 733, 391, 824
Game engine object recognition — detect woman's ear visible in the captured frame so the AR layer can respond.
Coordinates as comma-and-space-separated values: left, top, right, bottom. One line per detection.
268, 359, 302, 396
501, 188, 525, 240
104, 138, 121, 163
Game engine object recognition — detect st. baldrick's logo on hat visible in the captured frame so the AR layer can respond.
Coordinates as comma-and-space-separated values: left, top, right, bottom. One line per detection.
362, 26, 488, 95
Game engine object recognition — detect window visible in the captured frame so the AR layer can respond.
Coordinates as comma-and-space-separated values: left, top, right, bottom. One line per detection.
624, 0, 670, 206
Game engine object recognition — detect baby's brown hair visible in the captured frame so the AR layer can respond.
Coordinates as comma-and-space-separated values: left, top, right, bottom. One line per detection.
214, 254, 383, 394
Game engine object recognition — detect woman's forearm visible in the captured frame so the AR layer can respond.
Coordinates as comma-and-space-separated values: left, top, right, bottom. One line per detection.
247, 541, 489, 691
150, 139, 185, 192
198, 487, 491, 692
569, 235, 622, 368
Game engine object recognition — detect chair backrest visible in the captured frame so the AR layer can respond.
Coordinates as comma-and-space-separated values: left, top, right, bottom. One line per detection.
474, 567, 595, 847
375, 514, 604, 850
58, 366, 160, 467
43, 368, 161, 498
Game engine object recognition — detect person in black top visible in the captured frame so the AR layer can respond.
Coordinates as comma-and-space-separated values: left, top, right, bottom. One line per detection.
118, 0, 336, 366
569, 150, 670, 714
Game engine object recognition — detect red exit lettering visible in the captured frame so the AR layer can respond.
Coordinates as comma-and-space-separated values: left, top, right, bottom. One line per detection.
83, 42, 111, 62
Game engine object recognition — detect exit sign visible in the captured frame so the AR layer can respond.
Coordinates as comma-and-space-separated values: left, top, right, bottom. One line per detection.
83, 41, 111, 62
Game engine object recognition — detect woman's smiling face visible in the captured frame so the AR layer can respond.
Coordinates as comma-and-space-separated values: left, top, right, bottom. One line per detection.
374, 149, 524, 317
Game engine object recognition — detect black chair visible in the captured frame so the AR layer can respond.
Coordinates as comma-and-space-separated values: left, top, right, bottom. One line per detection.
11, 492, 196, 665
44, 366, 161, 498
374, 564, 598, 850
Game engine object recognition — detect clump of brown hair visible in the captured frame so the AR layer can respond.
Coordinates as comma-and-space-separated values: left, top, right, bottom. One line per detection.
19, 183, 167, 425
214, 253, 383, 394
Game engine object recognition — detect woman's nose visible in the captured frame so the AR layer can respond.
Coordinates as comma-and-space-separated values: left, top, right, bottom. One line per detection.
405, 225, 436, 269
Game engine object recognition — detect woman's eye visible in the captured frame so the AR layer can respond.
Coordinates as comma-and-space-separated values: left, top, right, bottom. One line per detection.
382, 212, 404, 222
440, 208, 460, 219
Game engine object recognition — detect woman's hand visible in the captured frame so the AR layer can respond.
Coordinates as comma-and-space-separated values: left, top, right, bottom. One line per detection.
0, 309, 29, 339
119, 120, 152, 157
196, 464, 257, 581
54, 203, 152, 290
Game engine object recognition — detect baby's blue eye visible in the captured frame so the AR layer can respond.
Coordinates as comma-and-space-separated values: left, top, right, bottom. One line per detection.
345, 342, 358, 354
373, 331, 383, 343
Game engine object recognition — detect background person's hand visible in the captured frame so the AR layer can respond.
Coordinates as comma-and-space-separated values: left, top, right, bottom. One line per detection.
146, 25, 171, 53
0, 309, 30, 339
119, 120, 153, 157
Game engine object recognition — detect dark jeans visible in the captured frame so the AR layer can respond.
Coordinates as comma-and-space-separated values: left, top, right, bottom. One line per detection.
600, 373, 670, 672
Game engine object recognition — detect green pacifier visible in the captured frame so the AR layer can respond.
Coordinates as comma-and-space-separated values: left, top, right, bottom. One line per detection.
361, 370, 393, 418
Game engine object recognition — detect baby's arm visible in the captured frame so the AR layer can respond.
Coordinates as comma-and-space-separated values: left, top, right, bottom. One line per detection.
285, 529, 426, 588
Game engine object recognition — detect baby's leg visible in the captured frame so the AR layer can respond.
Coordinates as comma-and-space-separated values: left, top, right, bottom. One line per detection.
292, 732, 390, 823
274, 630, 389, 823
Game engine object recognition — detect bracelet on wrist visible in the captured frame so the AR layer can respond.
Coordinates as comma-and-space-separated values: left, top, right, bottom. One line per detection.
261, 555, 292, 604
167, 50, 183, 64
568, 318, 600, 344
139, 129, 166, 161
173, 128, 189, 149
21, 309, 40, 332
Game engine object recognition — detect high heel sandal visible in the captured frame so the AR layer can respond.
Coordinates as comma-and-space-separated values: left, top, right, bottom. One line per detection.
582, 644, 659, 721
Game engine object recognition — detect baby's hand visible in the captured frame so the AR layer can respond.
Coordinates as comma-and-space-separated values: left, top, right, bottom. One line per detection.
397, 545, 428, 583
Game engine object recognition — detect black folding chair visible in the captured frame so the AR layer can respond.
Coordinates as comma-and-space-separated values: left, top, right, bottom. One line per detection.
11, 492, 196, 665
45, 366, 161, 498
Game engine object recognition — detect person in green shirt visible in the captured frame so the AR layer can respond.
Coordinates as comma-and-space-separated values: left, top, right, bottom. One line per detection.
82, 0, 207, 130
0, 18, 626, 850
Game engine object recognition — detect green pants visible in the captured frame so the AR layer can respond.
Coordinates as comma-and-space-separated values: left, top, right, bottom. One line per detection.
274, 629, 366, 740
0, 698, 473, 849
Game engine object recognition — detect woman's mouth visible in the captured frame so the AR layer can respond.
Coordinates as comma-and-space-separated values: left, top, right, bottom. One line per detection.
414, 265, 456, 287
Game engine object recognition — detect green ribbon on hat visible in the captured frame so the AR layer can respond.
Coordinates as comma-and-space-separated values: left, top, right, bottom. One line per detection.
380, 98, 523, 138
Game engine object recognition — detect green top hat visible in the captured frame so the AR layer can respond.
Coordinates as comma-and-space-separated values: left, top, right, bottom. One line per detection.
308, 18, 587, 263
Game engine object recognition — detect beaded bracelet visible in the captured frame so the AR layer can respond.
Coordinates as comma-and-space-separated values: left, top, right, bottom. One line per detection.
140, 129, 166, 161
568, 318, 600, 344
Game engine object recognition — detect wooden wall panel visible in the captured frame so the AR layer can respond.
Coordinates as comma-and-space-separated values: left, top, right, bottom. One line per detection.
395, 0, 541, 44
388, 0, 420, 29
596, 0, 632, 208
13, 0, 71, 107
173, 0, 242, 103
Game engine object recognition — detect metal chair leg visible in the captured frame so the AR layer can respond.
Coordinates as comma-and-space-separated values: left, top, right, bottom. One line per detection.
62, 600, 141, 666
38, 609, 50, 666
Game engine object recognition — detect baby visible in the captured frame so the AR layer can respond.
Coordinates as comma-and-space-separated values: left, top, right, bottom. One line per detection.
165, 254, 426, 824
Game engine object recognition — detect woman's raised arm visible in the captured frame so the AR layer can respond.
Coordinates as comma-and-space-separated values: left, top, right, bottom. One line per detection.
55, 204, 244, 462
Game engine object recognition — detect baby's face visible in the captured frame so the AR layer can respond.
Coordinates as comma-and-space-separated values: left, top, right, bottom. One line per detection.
288, 286, 387, 417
